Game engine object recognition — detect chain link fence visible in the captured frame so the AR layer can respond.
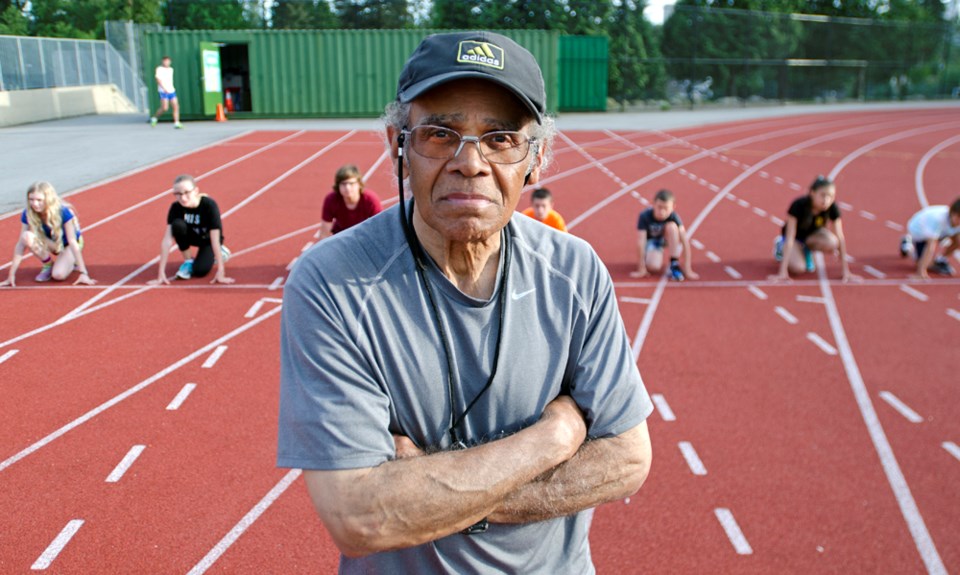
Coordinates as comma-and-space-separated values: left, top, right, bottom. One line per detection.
0, 34, 148, 112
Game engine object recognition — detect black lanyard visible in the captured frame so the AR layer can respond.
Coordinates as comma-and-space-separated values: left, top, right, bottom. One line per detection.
396, 132, 510, 449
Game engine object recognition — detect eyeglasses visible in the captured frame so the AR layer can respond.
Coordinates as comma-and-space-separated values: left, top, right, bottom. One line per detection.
402, 125, 536, 165
172, 189, 195, 197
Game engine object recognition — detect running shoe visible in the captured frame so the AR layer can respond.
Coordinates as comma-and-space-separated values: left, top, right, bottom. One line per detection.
899, 235, 913, 258
773, 235, 784, 262
35, 264, 53, 282
668, 261, 685, 282
150, 117, 158, 127
931, 256, 955, 276
176, 259, 194, 280
804, 247, 815, 273
174, 122, 183, 129
220, 245, 231, 263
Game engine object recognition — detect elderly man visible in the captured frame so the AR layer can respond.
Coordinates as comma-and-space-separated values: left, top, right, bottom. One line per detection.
278, 31, 653, 573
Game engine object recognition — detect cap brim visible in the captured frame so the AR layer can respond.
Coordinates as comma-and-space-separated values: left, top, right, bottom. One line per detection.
398, 71, 543, 124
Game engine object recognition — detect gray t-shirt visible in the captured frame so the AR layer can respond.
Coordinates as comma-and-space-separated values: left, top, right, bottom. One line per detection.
278, 203, 652, 574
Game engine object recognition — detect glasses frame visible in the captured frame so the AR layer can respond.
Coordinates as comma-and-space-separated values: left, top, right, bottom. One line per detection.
401, 125, 537, 166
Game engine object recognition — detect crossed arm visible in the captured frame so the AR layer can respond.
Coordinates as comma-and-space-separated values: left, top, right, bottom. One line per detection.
303, 397, 651, 557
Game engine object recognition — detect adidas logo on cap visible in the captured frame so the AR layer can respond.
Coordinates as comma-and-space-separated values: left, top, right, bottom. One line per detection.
457, 41, 504, 70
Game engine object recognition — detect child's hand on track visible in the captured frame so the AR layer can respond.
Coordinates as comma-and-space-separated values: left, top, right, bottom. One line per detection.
73, 274, 97, 286
0, 276, 15, 287
629, 269, 649, 279
148, 275, 170, 286
684, 268, 700, 280
211, 274, 235, 285
767, 273, 791, 283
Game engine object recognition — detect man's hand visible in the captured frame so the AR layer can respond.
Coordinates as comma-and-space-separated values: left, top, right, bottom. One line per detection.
538, 395, 587, 460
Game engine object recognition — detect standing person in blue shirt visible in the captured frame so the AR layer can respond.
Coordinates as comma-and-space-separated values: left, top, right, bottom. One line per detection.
278, 31, 652, 574
0, 181, 96, 287
152, 174, 233, 285
630, 189, 698, 281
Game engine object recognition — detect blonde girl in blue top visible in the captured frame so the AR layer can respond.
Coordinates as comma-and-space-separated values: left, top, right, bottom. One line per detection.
0, 181, 96, 287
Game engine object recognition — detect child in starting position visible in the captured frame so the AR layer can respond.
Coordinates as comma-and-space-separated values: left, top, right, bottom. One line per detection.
899, 198, 960, 279
630, 189, 697, 281
771, 175, 855, 282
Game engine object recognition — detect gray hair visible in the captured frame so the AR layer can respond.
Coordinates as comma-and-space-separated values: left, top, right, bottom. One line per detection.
173, 174, 197, 188
381, 100, 556, 173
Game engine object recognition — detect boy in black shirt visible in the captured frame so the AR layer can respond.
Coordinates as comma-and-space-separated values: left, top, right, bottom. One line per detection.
771, 175, 855, 281
630, 189, 698, 281
153, 174, 234, 284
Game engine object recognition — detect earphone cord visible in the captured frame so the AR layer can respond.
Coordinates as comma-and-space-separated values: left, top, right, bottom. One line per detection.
397, 132, 509, 448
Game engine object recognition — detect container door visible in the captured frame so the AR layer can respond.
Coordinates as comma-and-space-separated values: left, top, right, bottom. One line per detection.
200, 42, 223, 116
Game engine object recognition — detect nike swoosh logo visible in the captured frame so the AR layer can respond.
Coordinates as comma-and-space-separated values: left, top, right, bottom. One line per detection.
511, 288, 536, 301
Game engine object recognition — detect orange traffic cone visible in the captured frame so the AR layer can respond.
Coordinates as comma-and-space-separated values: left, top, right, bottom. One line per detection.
215, 103, 227, 122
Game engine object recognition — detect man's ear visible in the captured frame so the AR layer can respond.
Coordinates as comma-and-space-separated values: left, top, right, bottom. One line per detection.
525, 143, 546, 185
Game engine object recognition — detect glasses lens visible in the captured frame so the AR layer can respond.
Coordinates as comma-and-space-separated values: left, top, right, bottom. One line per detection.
409, 126, 531, 164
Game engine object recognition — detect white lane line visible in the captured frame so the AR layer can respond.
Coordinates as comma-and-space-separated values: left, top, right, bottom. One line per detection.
916, 134, 960, 209
863, 265, 887, 279
879, 392, 924, 423
678, 442, 707, 475
187, 469, 302, 575
774, 306, 799, 325
724, 266, 742, 280
706, 251, 722, 263
838, 201, 854, 211
166, 383, 197, 411
860, 210, 877, 221
687, 172, 698, 181
106, 445, 147, 483
899, 284, 929, 302
631, 276, 668, 361
943, 442, 960, 462
815, 252, 946, 575
285, 257, 299, 271
714, 509, 753, 555
796, 295, 826, 304
752, 207, 768, 217
244, 300, 265, 319
759, 170, 770, 178
0, 349, 18, 364
691, 239, 705, 250
747, 285, 768, 300
886, 221, 905, 232
789, 182, 803, 191
698, 178, 709, 186
202, 345, 228, 369
709, 183, 721, 193
619, 296, 652, 305
651, 393, 676, 422
770, 216, 785, 227
947, 309, 960, 322
773, 176, 785, 185
31, 520, 84, 570
301, 241, 314, 252
0, 306, 283, 473
269, 276, 285, 291
261, 297, 284, 304
806, 332, 838, 355
737, 198, 750, 208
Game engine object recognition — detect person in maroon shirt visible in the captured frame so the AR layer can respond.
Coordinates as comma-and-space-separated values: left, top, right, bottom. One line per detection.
319, 164, 382, 239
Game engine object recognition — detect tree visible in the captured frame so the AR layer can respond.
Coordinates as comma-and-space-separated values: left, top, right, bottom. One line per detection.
164, 0, 256, 30
607, 0, 650, 107
334, 0, 412, 29
0, 3, 28, 35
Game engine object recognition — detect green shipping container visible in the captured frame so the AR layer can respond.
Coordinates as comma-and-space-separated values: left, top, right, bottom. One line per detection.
559, 36, 608, 112
142, 29, 561, 120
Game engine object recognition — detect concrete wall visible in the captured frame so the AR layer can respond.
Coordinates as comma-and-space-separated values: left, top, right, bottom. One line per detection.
0, 85, 138, 128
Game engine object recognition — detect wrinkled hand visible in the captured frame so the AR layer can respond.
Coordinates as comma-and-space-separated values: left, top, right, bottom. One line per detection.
629, 269, 650, 279
73, 274, 97, 286
0, 276, 15, 287
393, 435, 425, 459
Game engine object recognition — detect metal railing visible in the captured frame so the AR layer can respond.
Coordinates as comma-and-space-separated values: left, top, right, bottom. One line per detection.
0, 35, 147, 112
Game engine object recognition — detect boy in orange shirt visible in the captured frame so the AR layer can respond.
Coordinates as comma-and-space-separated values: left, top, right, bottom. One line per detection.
522, 188, 567, 232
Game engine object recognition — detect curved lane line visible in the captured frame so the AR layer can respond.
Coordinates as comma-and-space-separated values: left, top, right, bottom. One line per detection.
914, 133, 960, 209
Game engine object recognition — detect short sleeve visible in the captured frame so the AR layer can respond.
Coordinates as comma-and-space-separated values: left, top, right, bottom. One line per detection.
20, 210, 27, 225
61, 206, 75, 225
636, 210, 650, 231
166, 202, 179, 225
277, 257, 395, 470
321, 192, 338, 223
203, 197, 223, 230
787, 197, 807, 220
364, 190, 383, 218
827, 202, 841, 221
670, 212, 684, 227
568, 254, 652, 438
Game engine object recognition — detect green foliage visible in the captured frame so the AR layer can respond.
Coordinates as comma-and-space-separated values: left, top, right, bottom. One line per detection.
607, 0, 651, 106
271, 0, 337, 29
0, 3, 28, 35
334, 0, 412, 29
165, 0, 254, 30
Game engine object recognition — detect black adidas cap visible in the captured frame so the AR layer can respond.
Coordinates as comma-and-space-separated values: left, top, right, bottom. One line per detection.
396, 31, 545, 124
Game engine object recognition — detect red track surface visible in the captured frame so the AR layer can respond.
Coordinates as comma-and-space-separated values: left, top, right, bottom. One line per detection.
1, 109, 958, 573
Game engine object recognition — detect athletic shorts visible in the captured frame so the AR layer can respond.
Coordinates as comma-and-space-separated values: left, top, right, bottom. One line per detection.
159, 90, 177, 101
646, 237, 665, 252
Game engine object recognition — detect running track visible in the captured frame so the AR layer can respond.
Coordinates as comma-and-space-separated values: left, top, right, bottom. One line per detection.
1, 108, 958, 573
